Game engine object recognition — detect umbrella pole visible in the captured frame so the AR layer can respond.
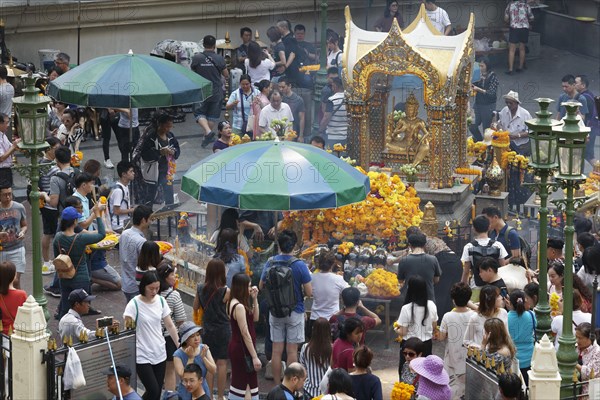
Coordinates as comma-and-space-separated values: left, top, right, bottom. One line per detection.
273, 210, 280, 253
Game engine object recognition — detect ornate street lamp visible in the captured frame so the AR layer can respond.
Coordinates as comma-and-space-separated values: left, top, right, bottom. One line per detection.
552, 101, 590, 392
12, 72, 51, 321
526, 98, 560, 340
311, 0, 329, 136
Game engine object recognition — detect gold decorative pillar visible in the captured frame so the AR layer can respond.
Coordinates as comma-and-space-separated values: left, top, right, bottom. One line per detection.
347, 100, 366, 165
427, 105, 444, 189
456, 90, 469, 168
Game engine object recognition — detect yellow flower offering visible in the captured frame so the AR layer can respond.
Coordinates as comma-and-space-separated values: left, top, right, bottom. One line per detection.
391, 382, 415, 400
231, 134, 242, 145
492, 130, 510, 148
333, 143, 346, 152
364, 269, 400, 297
550, 292, 561, 317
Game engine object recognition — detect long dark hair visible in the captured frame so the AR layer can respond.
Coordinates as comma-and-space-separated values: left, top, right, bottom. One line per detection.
203, 259, 226, 297
229, 272, 251, 312
215, 228, 239, 264
384, 1, 401, 18
0, 262, 16, 295
247, 41, 264, 69
307, 318, 332, 367
403, 276, 429, 325
218, 208, 239, 231
139, 270, 160, 298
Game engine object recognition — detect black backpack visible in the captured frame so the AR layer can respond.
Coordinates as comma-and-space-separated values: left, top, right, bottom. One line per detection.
504, 226, 533, 269
56, 171, 77, 212
468, 239, 501, 271
264, 256, 298, 318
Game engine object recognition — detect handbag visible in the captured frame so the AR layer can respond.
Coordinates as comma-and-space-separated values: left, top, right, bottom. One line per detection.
54, 233, 82, 279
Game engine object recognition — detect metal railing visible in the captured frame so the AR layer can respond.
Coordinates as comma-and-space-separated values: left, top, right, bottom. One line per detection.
0, 334, 12, 400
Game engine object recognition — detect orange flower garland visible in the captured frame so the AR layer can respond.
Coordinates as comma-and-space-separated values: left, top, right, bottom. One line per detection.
283, 169, 423, 246
391, 382, 415, 400
491, 130, 510, 148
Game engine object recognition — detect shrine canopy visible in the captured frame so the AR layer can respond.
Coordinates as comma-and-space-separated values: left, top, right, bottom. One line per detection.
343, 4, 475, 89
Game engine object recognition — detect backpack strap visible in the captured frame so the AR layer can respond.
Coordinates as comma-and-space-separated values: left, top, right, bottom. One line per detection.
133, 297, 139, 326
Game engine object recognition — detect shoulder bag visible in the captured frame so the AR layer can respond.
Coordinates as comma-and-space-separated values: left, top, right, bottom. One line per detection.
54, 233, 82, 279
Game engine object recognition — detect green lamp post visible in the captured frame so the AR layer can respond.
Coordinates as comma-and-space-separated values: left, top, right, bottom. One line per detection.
12, 72, 51, 321
525, 98, 560, 340
312, 0, 329, 137
552, 101, 590, 392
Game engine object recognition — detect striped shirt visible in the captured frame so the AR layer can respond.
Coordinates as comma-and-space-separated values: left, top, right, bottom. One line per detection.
161, 287, 186, 335
299, 342, 330, 398
325, 92, 348, 141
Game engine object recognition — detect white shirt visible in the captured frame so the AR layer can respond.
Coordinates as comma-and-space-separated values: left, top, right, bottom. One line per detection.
498, 105, 532, 146
310, 272, 349, 320
109, 182, 130, 231
463, 309, 509, 347
245, 58, 275, 84
461, 238, 509, 265
551, 309, 591, 349
258, 103, 294, 132
498, 263, 529, 291
397, 300, 438, 341
118, 109, 139, 128
426, 7, 451, 34
440, 309, 476, 375
0, 131, 14, 168
58, 309, 96, 345
326, 50, 342, 69
123, 295, 171, 364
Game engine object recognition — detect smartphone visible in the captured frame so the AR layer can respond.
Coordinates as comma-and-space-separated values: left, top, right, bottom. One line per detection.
500, 287, 509, 299
96, 316, 113, 329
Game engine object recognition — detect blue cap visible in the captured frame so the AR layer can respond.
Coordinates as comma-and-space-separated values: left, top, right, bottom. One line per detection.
61, 206, 83, 221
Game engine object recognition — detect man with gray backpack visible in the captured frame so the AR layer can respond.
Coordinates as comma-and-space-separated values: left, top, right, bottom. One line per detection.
259, 230, 312, 385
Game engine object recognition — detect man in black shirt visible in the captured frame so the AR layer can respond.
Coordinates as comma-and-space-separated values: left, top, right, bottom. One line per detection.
276, 20, 303, 87
266, 362, 306, 400
294, 24, 317, 65
191, 35, 229, 148
237, 27, 252, 68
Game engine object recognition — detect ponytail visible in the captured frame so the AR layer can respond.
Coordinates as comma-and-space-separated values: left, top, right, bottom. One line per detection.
509, 290, 526, 316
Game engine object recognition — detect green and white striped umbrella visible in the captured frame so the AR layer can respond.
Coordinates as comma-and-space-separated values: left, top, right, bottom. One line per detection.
48, 50, 212, 108
181, 139, 370, 211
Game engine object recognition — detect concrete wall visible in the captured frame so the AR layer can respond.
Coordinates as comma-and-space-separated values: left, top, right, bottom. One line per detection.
541, 10, 600, 59
1, 0, 512, 68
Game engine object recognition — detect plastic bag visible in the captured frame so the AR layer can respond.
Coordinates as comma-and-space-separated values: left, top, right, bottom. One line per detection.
357, 282, 368, 297
63, 347, 86, 390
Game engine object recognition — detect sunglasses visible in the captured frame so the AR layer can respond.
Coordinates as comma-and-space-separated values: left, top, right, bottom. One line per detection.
403, 350, 417, 358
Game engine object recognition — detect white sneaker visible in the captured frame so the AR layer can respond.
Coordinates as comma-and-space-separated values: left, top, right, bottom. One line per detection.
42, 262, 55, 275
104, 159, 115, 169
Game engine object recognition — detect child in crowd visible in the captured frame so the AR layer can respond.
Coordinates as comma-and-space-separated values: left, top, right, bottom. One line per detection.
395, 276, 438, 380
350, 346, 382, 400
398, 337, 424, 390
331, 317, 364, 372
329, 287, 381, 344
439, 282, 474, 400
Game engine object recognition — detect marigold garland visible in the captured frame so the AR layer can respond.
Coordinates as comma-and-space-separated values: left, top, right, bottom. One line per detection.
391, 381, 415, 400
364, 269, 400, 297
492, 130, 510, 148
467, 137, 488, 157
166, 154, 176, 186
282, 169, 423, 245
550, 292, 561, 317
455, 167, 482, 176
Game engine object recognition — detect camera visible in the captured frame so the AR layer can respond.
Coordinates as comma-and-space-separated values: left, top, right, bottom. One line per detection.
96, 316, 114, 329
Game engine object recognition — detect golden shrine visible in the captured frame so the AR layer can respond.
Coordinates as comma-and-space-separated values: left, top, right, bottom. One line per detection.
343, 4, 475, 189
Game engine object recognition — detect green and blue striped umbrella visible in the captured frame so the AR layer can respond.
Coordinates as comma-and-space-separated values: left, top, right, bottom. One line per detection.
181, 139, 370, 211
48, 51, 212, 108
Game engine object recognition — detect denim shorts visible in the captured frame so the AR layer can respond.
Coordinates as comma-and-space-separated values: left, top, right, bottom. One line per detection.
270, 310, 305, 344
0, 247, 26, 273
